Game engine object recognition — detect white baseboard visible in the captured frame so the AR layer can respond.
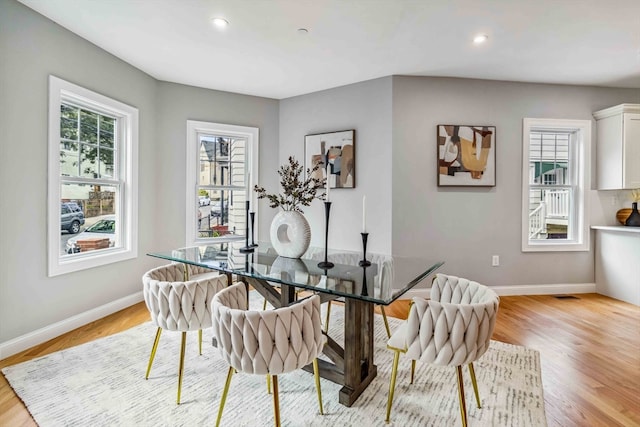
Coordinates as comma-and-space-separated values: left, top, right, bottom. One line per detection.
402, 282, 596, 300
0, 291, 144, 360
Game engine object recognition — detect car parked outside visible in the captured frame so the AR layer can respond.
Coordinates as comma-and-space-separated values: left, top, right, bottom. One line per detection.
210, 201, 228, 218
199, 195, 210, 206
66, 215, 116, 254
61, 202, 85, 234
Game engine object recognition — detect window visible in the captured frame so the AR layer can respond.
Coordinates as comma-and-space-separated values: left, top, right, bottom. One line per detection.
522, 118, 590, 251
48, 76, 138, 276
186, 121, 258, 247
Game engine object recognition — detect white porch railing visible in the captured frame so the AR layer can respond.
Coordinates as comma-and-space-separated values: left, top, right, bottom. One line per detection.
528, 189, 570, 239
529, 202, 546, 239
544, 189, 569, 218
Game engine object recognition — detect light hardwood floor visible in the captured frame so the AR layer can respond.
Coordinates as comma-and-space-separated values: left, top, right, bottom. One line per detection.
1, 293, 639, 426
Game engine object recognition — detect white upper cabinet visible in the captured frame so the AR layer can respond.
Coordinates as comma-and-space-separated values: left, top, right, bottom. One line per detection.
593, 104, 640, 190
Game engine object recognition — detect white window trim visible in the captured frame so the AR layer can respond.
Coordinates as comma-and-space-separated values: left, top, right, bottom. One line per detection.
48, 76, 138, 276
186, 121, 259, 247
521, 118, 590, 252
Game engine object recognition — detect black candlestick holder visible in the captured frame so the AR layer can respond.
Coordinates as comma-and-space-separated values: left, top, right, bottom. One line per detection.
244, 251, 254, 273
249, 211, 258, 247
359, 232, 371, 267
239, 201, 254, 253
317, 201, 334, 269
361, 264, 369, 296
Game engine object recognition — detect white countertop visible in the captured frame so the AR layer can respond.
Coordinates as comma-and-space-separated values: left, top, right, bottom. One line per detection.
591, 225, 640, 234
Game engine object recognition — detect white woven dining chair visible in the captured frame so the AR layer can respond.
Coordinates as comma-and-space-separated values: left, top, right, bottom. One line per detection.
385, 273, 499, 426
142, 263, 227, 404
212, 282, 326, 427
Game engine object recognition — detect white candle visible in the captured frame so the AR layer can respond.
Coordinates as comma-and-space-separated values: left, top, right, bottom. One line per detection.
362, 195, 366, 233
247, 172, 252, 208
326, 173, 331, 202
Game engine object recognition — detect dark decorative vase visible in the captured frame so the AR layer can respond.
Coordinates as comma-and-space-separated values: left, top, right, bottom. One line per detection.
625, 202, 640, 227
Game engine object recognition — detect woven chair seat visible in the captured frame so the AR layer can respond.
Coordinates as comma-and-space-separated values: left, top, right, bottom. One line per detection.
388, 275, 499, 365
385, 273, 500, 425
212, 282, 326, 426
213, 282, 325, 375
143, 263, 227, 332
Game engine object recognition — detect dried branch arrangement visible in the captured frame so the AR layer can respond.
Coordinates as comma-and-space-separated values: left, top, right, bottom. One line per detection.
254, 156, 325, 212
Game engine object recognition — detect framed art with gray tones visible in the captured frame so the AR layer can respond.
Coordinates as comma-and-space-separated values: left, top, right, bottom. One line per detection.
305, 129, 355, 189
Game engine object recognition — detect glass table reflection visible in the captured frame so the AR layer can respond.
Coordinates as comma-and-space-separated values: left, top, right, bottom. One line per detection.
148, 241, 443, 406
149, 241, 443, 306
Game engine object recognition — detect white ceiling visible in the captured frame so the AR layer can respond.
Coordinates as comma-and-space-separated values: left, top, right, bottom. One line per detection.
18, 0, 640, 99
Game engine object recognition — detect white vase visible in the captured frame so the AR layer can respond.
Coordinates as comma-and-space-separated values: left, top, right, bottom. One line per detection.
269, 210, 311, 258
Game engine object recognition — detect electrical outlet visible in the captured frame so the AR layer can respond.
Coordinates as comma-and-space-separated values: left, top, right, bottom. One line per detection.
492, 255, 500, 267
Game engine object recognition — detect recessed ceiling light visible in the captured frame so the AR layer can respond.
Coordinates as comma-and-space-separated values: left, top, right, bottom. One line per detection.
473, 34, 488, 44
211, 18, 229, 29
297, 28, 309, 35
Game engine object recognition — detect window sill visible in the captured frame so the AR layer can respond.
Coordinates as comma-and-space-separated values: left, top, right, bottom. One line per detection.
522, 241, 590, 252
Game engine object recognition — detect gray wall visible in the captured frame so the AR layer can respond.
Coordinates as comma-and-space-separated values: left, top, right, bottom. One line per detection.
0, 0, 157, 343
0, 0, 279, 346
155, 82, 279, 249
279, 77, 393, 253
391, 76, 640, 286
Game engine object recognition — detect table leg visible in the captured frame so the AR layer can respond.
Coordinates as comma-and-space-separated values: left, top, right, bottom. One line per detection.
247, 278, 278, 304
338, 298, 377, 406
279, 284, 296, 306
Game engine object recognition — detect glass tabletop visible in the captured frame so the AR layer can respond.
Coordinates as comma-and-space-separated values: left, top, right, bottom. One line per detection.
148, 241, 444, 305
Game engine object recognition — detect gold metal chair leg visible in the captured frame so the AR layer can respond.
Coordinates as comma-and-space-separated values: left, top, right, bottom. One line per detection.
468, 362, 481, 408
267, 374, 271, 394
380, 306, 391, 338
313, 359, 324, 415
198, 329, 203, 355
456, 366, 468, 427
263, 298, 267, 310
177, 332, 187, 404
215, 367, 234, 427
145, 327, 162, 379
410, 359, 416, 384
272, 375, 281, 427
385, 350, 401, 423
323, 301, 332, 334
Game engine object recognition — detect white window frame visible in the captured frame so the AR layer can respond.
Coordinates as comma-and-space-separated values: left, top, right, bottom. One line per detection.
521, 118, 590, 252
186, 121, 259, 247
48, 76, 138, 276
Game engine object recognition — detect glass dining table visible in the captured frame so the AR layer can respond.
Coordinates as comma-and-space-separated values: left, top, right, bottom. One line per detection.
148, 240, 443, 407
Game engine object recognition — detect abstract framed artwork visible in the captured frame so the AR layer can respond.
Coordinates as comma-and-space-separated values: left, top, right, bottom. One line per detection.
437, 125, 496, 187
304, 129, 355, 189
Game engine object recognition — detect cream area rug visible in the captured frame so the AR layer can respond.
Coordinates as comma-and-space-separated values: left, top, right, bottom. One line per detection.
3, 292, 547, 426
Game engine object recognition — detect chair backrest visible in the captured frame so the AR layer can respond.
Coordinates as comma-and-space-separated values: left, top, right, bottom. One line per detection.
212, 282, 324, 375
143, 264, 227, 332
402, 274, 499, 366
431, 273, 495, 304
